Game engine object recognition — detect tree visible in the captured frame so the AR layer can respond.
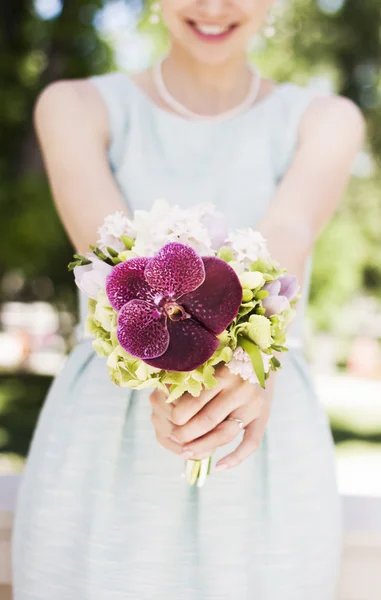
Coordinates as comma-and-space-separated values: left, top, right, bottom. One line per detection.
0, 0, 113, 307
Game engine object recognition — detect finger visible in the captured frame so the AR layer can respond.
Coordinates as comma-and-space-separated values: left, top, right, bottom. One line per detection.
155, 429, 184, 454
184, 449, 216, 461
180, 402, 256, 455
151, 411, 174, 439
171, 384, 223, 426
171, 389, 243, 445
181, 420, 241, 456
215, 416, 267, 471
154, 418, 215, 460
150, 389, 174, 420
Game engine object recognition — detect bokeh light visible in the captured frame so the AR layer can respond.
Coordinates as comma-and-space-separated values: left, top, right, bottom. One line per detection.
33, 0, 62, 20
317, 0, 346, 14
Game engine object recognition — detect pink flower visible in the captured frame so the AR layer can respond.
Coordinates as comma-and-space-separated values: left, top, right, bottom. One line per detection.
106, 242, 243, 371
262, 275, 300, 317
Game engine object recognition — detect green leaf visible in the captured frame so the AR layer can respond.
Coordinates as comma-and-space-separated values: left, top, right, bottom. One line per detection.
187, 378, 203, 397
270, 356, 281, 369
68, 261, 79, 271
111, 256, 122, 265
121, 235, 134, 250
271, 344, 288, 352
92, 246, 114, 266
238, 302, 256, 317
237, 336, 265, 388
93, 247, 107, 259
106, 246, 119, 258
162, 372, 188, 385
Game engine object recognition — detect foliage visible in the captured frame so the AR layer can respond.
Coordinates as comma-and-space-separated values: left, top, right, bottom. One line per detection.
0, 0, 113, 306
0, 374, 52, 457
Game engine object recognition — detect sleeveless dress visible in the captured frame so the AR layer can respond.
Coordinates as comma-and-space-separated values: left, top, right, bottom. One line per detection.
12, 73, 342, 600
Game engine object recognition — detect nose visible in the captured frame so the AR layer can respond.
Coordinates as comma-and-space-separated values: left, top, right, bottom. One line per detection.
197, 0, 227, 18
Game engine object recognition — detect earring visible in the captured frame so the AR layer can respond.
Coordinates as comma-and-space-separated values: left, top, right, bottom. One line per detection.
149, 1, 161, 25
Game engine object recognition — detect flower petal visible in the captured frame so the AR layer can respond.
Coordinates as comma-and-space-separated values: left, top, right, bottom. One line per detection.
181, 257, 242, 335
264, 279, 281, 297
262, 295, 290, 317
279, 275, 300, 301
200, 211, 228, 250
106, 257, 151, 311
144, 242, 205, 299
74, 256, 113, 300
144, 318, 219, 372
117, 300, 169, 359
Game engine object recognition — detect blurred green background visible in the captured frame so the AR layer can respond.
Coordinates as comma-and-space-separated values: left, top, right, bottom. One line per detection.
0, 0, 381, 492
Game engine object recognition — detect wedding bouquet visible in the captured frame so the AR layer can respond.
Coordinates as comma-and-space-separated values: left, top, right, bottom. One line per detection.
70, 200, 299, 486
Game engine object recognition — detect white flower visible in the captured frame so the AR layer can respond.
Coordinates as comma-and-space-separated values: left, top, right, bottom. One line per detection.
239, 271, 265, 290
227, 228, 272, 268
131, 199, 224, 257
74, 254, 113, 300
228, 346, 272, 385
97, 211, 135, 252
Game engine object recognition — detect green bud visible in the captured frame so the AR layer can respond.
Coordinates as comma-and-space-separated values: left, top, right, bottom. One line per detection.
245, 314, 273, 350
121, 235, 135, 250
106, 246, 119, 258
270, 356, 281, 369
256, 307, 266, 315
242, 289, 254, 302
218, 246, 234, 262
256, 290, 269, 300
68, 261, 79, 272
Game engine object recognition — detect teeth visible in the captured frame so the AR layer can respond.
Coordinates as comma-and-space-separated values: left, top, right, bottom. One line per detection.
195, 23, 229, 35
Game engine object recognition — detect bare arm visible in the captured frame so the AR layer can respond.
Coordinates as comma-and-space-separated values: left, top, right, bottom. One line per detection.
152, 94, 366, 470
34, 79, 126, 254
257, 94, 366, 285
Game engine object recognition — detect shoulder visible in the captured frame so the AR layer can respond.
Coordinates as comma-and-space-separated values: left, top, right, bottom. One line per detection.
34, 78, 110, 145
298, 91, 366, 149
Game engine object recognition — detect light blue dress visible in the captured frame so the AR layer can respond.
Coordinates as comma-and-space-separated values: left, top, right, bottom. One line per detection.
12, 72, 342, 599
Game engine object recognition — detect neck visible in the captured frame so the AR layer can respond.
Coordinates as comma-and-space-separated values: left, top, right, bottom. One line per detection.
162, 43, 254, 116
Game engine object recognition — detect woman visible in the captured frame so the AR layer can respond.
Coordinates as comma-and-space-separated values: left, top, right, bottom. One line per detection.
12, 0, 365, 598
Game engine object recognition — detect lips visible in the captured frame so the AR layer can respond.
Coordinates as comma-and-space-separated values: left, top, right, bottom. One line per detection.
186, 20, 238, 42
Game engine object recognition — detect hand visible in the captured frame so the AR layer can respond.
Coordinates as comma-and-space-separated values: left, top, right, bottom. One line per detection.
149, 366, 273, 472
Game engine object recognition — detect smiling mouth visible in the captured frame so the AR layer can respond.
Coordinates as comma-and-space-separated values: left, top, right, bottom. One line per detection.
186, 20, 238, 42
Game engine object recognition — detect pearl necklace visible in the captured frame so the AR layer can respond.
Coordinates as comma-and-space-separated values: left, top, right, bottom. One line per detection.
153, 57, 262, 122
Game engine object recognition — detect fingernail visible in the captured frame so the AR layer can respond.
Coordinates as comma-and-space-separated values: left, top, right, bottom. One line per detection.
181, 450, 194, 460
168, 434, 180, 444
215, 463, 228, 472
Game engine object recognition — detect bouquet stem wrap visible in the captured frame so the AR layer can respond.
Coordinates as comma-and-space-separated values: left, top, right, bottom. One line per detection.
185, 457, 212, 487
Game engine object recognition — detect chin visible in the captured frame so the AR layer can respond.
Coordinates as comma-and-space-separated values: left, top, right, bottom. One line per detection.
177, 36, 243, 67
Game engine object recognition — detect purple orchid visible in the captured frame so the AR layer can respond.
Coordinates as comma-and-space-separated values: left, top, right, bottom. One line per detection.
262, 274, 300, 317
106, 242, 242, 371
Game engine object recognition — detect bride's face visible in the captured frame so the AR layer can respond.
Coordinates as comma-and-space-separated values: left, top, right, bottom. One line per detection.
160, 0, 274, 65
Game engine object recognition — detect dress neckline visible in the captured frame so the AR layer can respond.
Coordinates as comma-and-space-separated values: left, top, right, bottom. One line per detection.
122, 73, 292, 127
